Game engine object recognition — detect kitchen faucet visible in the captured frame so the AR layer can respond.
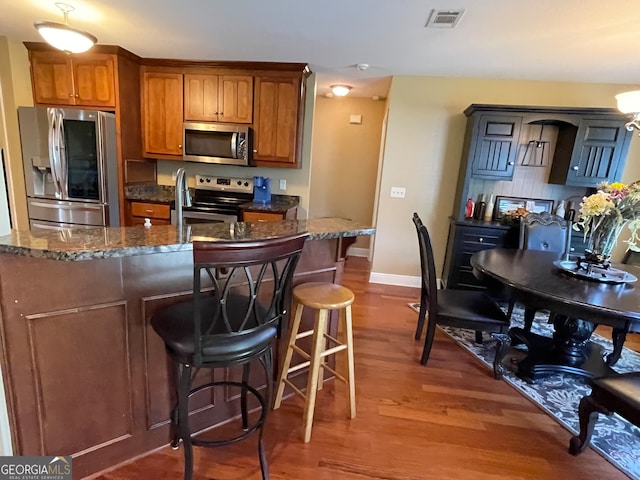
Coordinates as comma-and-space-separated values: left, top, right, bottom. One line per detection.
174, 167, 192, 229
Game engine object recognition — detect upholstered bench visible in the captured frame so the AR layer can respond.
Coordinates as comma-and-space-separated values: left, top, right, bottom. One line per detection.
569, 372, 640, 455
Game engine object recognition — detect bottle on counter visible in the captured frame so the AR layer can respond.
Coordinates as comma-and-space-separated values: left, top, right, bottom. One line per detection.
474, 194, 486, 220
556, 200, 566, 218
483, 195, 494, 222
465, 198, 474, 219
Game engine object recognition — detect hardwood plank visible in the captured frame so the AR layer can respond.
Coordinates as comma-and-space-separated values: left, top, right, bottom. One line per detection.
92, 256, 633, 480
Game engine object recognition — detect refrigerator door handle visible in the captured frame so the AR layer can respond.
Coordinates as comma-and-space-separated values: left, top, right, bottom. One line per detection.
56, 110, 68, 198
47, 108, 63, 199
29, 200, 102, 212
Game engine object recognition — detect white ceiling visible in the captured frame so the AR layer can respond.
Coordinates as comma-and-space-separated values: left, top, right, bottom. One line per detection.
2, 0, 640, 98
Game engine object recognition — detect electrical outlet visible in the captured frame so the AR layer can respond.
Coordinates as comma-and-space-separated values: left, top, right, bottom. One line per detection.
279, 179, 287, 190
390, 187, 406, 198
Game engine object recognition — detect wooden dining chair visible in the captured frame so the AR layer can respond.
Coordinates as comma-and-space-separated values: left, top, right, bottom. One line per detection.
506, 212, 571, 331
412, 213, 510, 378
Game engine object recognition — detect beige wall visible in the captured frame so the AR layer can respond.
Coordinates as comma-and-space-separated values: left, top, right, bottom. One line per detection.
373, 76, 640, 279
308, 96, 385, 250
0, 38, 32, 230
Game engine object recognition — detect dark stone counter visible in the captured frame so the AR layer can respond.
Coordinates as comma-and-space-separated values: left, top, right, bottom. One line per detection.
240, 194, 300, 213
124, 184, 177, 203
0, 218, 374, 261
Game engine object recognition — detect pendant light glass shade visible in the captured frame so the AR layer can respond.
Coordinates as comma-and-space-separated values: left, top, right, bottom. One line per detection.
34, 3, 97, 54
615, 90, 640, 133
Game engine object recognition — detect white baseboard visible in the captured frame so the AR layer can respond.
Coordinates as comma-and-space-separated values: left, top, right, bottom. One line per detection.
347, 247, 369, 257
368, 272, 442, 289
369, 272, 421, 288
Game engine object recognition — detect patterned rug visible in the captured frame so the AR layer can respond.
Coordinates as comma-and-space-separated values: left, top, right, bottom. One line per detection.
408, 303, 640, 480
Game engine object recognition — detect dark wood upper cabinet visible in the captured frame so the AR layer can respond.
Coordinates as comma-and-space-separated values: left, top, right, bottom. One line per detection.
470, 114, 522, 180
549, 118, 632, 187
30, 50, 116, 108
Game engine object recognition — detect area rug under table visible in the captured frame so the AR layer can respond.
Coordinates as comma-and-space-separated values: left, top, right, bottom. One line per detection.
408, 303, 640, 480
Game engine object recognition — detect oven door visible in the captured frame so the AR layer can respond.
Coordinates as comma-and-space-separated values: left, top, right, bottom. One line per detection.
171, 207, 238, 225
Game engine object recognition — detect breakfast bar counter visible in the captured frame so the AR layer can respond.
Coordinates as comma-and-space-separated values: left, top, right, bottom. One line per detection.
0, 218, 373, 478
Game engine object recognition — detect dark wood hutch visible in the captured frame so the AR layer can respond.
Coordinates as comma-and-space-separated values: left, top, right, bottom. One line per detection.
443, 104, 634, 290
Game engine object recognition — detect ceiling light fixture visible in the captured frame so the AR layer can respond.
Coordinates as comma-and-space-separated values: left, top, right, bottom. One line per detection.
330, 85, 352, 97
615, 90, 640, 133
34, 3, 97, 54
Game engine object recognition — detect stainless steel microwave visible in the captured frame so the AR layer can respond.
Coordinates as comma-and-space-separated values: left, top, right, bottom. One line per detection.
183, 122, 252, 166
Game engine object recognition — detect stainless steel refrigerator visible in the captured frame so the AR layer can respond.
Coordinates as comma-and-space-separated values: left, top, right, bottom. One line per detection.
18, 107, 119, 230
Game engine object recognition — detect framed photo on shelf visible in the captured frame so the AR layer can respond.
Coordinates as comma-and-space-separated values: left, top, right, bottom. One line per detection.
493, 196, 555, 221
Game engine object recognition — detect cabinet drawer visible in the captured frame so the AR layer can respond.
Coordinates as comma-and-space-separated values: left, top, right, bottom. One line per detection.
242, 211, 284, 222
131, 202, 170, 219
459, 228, 506, 250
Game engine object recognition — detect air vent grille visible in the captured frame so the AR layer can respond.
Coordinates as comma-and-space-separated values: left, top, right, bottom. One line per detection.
425, 9, 465, 28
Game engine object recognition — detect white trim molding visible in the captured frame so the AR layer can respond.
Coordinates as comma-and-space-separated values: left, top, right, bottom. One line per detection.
347, 247, 369, 257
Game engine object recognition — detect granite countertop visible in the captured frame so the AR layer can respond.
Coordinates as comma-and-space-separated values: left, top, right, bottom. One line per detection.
0, 218, 374, 261
240, 194, 300, 213
124, 185, 300, 214
124, 184, 177, 203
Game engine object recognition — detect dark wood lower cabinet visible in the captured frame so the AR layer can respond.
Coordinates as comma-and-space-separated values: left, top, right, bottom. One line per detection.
0, 238, 342, 479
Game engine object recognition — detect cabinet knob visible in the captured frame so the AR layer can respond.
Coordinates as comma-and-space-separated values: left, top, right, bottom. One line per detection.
219, 112, 223, 116
478, 237, 484, 243
572, 166, 579, 171
178, 144, 182, 149
253, 149, 258, 153
508, 161, 515, 166
69, 94, 74, 97
75, 94, 79, 98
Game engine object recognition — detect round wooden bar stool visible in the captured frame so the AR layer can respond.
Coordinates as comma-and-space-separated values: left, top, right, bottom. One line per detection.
273, 282, 356, 442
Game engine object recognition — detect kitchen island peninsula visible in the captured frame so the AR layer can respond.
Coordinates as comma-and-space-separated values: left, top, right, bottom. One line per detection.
0, 218, 373, 479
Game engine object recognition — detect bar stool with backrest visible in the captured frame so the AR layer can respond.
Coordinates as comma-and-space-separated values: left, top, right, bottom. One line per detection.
273, 281, 356, 443
150, 233, 308, 480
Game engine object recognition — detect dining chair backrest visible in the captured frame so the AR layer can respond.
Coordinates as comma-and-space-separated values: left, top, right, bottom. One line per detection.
519, 211, 570, 255
412, 213, 438, 320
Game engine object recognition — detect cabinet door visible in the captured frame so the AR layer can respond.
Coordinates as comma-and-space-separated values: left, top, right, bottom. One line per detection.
253, 75, 301, 167
184, 74, 219, 121
142, 71, 184, 156
471, 115, 522, 180
30, 51, 74, 105
72, 55, 116, 107
219, 75, 253, 123
566, 119, 630, 187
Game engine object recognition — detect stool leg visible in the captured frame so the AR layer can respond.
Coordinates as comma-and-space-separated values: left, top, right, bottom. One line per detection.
343, 305, 356, 419
317, 313, 327, 391
273, 301, 304, 409
176, 362, 194, 480
303, 308, 328, 443
241, 362, 250, 430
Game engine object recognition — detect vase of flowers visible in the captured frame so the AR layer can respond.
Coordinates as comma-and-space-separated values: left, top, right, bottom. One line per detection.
576, 181, 640, 267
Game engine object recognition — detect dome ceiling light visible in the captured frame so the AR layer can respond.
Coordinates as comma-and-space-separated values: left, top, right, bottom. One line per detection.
330, 85, 352, 97
34, 3, 97, 54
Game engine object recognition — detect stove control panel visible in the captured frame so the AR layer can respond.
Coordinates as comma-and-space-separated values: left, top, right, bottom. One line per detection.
195, 175, 254, 193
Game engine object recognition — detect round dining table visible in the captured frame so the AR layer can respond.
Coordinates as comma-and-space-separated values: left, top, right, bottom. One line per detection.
471, 248, 640, 382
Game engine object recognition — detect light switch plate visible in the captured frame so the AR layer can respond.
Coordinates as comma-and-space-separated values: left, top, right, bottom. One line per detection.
279, 179, 287, 190
390, 187, 406, 198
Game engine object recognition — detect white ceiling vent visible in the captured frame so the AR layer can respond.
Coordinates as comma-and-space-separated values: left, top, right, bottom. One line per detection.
425, 9, 465, 28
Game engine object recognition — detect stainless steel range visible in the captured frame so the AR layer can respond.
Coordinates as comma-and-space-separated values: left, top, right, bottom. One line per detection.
170, 175, 254, 225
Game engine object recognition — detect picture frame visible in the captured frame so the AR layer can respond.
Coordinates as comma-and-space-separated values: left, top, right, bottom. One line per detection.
493, 196, 555, 221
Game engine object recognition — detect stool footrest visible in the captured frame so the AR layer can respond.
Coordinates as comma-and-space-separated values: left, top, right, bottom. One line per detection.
287, 359, 311, 374
283, 378, 306, 400
319, 344, 347, 358
295, 329, 314, 340
321, 363, 347, 384
291, 344, 311, 360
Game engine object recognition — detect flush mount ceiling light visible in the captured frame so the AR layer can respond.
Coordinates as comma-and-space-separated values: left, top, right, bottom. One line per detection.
330, 85, 352, 97
34, 2, 97, 54
616, 90, 640, 133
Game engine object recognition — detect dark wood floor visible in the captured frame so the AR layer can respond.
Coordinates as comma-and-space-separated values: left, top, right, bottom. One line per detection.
94, 256, 638, 480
